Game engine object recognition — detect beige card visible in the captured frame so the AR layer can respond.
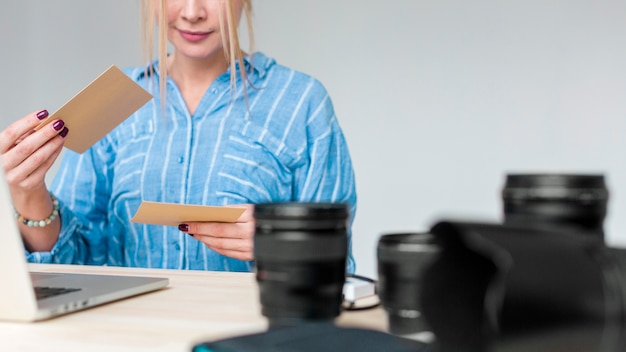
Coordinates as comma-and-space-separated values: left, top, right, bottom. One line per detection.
35, 65, 153, 153
131, 201, 246, 226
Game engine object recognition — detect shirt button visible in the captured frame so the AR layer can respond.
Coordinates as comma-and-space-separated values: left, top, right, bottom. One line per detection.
178, 157, 184, 163
174, 243, 181, 251
211, 88, 218, 94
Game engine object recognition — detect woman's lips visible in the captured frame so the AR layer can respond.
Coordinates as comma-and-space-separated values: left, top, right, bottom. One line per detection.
179, 30, 210, 42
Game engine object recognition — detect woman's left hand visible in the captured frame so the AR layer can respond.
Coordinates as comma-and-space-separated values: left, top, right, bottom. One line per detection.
179, 204, 255, 261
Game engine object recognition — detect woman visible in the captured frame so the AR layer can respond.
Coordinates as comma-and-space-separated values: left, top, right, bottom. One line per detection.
0, 0, 357, 272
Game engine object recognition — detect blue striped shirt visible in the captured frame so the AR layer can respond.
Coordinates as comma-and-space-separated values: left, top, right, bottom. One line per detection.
25, 52, 357, 273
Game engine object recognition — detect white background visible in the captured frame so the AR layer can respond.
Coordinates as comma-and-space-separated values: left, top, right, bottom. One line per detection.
2, 1, 626, 278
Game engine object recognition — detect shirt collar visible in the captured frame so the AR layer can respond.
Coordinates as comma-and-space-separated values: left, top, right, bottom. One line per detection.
131, 51, 274, 82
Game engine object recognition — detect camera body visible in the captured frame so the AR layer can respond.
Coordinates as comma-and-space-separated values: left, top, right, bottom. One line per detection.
426, 221, 626, 352
420, 174, 626, 351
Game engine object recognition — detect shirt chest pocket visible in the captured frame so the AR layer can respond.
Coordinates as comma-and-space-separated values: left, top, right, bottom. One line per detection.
216, 119, 302, 204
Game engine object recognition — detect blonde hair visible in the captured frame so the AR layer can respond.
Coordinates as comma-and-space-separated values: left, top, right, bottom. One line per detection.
141, 0, 254, 105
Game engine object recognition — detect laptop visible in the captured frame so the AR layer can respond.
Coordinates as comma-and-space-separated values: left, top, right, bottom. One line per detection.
0, 171, 169, 322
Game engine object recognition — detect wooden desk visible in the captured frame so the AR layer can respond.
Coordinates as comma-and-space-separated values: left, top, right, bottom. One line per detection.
0, 264, 387, 352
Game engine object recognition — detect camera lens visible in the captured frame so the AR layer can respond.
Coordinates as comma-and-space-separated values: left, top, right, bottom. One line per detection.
377, 232, 441, 341
254, 202, 349, 328
502, 173, 609, 239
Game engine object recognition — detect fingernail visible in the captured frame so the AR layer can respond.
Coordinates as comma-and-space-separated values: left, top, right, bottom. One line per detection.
178, 224, 189, 232
36, 110, 49, 120
59, 127, 69, 138
52, 120, 65, 131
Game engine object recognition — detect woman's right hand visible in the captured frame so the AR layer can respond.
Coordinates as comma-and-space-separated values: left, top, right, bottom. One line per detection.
0, 109, 68, 195
0, 110, 68, 252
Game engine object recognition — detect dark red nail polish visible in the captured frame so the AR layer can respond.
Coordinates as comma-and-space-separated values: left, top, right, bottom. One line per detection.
52, 120, 64, 131
36, 110, 49, 120
59, 127, 69, 138
178, 224, 189, 232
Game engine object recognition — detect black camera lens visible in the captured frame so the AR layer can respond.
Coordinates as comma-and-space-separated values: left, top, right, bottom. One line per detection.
502, 173, 609, 239
254, 202, 349, 328
377, 232, 441, 341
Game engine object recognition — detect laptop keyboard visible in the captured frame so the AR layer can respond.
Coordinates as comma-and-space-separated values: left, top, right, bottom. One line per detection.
34, 286, 82, 300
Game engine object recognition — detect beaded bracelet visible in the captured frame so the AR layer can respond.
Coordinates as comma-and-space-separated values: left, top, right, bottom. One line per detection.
14, 192, 59, 227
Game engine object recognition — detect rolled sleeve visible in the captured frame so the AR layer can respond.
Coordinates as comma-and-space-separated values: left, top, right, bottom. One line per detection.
24, 201, 87, 264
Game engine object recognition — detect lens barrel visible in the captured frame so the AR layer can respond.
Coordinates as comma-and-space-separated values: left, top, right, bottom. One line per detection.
254, 202, 349, 327
377, 232, 441, 339
502, 174, 609, 239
